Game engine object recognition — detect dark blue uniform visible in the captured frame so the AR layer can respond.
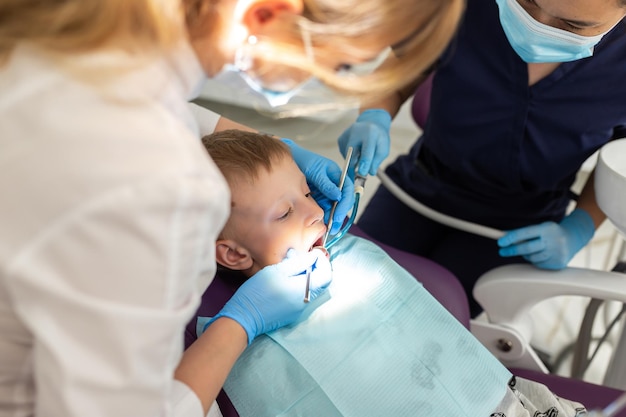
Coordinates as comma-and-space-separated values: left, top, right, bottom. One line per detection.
358, 0, 626, 316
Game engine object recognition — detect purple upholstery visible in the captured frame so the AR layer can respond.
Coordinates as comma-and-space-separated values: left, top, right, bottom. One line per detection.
185, 225, 626, 416
411, 72, 434, 129
184, 271, 238, 351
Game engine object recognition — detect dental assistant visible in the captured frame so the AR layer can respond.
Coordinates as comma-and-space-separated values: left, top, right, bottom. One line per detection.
0, 0, 463, 416
342, 0, 626, 316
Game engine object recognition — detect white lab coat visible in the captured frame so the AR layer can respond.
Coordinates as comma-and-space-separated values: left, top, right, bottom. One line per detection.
0, 40, 229, 417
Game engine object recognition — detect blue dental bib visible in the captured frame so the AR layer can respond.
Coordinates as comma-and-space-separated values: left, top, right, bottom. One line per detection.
224, 235, 511, 417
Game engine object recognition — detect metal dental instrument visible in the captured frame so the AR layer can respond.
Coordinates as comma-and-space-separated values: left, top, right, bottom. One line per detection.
321, 147, 353, 247
323, 173, 365, 250
304, 268, 312, 303
304, 147, 353, 303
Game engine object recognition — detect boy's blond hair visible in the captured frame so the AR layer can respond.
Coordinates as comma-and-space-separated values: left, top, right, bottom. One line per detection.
202, 130, 295, 265
201, 129, 292, 189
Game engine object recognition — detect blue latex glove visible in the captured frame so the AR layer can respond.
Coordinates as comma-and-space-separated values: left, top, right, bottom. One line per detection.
209, 248, 332, 344
282, 138, 355, 234
498, 208, 595, 270
337, 109, 392, 177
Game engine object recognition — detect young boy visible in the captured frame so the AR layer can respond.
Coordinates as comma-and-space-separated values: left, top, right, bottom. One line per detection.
202, 130, 327, 278
200, 129, 587, 417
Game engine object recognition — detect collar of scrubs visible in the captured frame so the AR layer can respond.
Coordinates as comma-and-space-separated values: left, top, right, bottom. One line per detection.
223, 234, 512, 417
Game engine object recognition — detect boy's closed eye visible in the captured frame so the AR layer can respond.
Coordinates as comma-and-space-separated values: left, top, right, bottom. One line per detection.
277, 207, 294, 221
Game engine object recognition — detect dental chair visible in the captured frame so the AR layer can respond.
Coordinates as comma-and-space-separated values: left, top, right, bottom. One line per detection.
184, 221, 626, 417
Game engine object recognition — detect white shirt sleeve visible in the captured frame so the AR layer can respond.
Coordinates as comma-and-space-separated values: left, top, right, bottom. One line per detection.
171, 380, 223, 417
6, 174, 228, 417
188, 102, 221, 137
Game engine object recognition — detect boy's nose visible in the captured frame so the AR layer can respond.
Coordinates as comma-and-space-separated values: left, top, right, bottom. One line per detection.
306, 200, 325, 226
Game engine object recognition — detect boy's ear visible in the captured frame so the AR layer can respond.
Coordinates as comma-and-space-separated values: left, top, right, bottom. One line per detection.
215, 239, 254, 271
241, 0, 303, 32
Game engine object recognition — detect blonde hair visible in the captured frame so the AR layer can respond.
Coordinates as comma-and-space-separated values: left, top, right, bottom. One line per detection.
0, 0, 184, 62
1, 0, 463, 102
301, 0, 465, 100
189, 0, 465, 104
201, 129, 292, 187
187, 0, 465, 104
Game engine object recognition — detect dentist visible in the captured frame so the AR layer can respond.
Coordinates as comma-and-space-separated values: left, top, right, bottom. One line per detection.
0, 0, 463, 416
344, 0, 626, 316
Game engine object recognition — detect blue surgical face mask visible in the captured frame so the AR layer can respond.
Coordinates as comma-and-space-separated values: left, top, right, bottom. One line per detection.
211, 29, 391, 118
495, 0, 611, 63
212, 64, 360, 118
219, 34, 310, 107
213, 63, 308, 108
210, 31, 376, 118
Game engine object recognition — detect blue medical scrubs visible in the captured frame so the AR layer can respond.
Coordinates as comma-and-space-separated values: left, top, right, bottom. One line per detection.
358, 0, 626, 316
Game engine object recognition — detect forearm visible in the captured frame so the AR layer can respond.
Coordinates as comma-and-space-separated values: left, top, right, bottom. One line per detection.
214, 116, 257, 133
175, 317, 248, 415
360, 90, 405, 117
189, 102, 257, 136
575, 169, 606, 229
360, 72, 429, 118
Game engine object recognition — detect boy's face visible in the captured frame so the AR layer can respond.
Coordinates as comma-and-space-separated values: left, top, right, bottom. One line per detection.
217, 155, 327, 276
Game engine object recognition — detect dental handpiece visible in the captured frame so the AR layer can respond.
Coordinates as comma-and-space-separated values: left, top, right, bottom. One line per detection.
354, 174, 367, 195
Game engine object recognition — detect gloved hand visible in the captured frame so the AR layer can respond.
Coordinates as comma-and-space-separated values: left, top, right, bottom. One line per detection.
337, 109, 392, 177
210, 248, 332, 344
283, 138, 355, 234
497, 208, 595, 270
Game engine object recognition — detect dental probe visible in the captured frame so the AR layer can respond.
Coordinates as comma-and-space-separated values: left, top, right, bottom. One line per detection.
303, 269, 312, 303
303, 247, 329, 303
321, 147, 353, 247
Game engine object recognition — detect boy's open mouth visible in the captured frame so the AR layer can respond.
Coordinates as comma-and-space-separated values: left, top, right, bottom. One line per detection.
311, 236, 324, 250
310, 232, 330, 259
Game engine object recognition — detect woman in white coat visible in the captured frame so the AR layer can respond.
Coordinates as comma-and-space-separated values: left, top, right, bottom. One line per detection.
0, 0, 463, 416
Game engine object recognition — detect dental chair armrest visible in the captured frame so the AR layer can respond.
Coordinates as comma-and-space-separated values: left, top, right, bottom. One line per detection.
474, 264, 626, 328
471, 264, 626, 372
